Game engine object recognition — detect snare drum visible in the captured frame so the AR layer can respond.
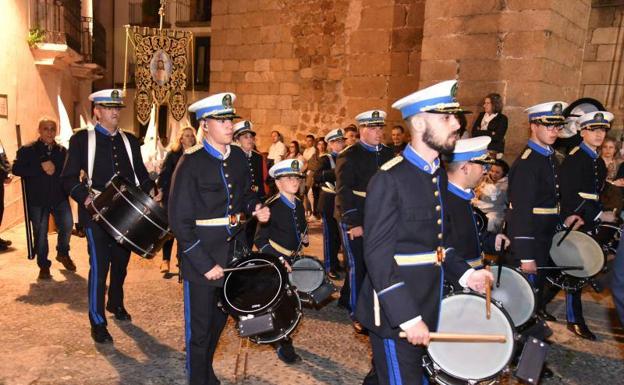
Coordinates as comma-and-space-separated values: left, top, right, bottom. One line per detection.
425, 293, 515, 385
488, 266, 536, 329
593, 222, 621, 256
550, 230, 604, 279
221, 253, 302, 344
289, 256, 336, 305
87, 175, 172, 258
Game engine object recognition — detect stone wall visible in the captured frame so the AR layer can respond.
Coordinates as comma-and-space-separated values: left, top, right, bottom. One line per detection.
210, 0, 426, 149
419, 0, 592, 160
581, 1, 624, 132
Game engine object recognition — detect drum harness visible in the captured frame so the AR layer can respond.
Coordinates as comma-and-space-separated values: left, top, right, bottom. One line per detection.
86, 127, 140, 196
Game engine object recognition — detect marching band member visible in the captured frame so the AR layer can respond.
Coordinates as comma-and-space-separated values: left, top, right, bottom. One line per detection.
559, 110, 615, 340
61, 89, 154, 343
233, 120, 267, 246
255, 159, 308, 364
507, 101, 584, 322
356, 80, 492, 385
334, 110, 394, 328
444, 136, 510, 282
169, 92, 269, 385
314, 128, 346, 279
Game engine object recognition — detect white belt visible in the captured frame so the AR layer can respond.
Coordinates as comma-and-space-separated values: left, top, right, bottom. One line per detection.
195, 213, 245, 227
353, 190, 366, 198
578, 192, 599, 201
269, 239, 294, 256
394, 248, 445, 266
532, 207, 559, 215
321, 186, 336, 194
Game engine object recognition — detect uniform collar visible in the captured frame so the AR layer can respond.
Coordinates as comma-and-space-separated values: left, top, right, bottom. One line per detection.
448, 182, 475, 201
202, 139, 231, 160
527, 139, 553, 156
580, 141, 598, 159
95, 123, 118, 136
403, 144, 440, 174
279, 193, 296, 209
358, 140, 380, 152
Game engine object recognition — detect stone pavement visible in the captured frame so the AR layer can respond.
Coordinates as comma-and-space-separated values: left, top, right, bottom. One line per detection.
0, 219, 623, 385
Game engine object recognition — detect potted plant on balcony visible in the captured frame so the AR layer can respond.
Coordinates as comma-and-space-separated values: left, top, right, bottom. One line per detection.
27, 28, 46, 47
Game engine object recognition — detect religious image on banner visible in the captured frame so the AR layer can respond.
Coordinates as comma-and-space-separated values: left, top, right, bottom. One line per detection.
128, 26, 193, 125
150, 49, 172, 86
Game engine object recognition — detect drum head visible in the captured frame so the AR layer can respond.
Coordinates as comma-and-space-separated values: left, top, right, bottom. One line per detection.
550, 231, 604, 278
223, 258, 284, 314
489, 266, 536, 327
428, 294, 515, 382
251, 290, 302, 344
289, 257, 324, 293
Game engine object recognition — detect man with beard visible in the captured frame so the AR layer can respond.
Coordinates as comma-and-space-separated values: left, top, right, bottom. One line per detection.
356, 80, 493, 385
169, 92, 270, 385
558, 110, 615, 340
507, 102, 584, 328
61, 89, 154, 343
334, 110, 394, 329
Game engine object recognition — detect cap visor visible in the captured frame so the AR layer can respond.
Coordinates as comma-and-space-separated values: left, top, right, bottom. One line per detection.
275, 172, 304, 179
96, 103, 125, 108
427, 107, 471, 114
234, 129, 256, 138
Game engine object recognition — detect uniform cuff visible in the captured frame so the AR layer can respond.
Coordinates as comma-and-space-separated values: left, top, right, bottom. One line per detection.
400, 316, 422, 331
520, 259, 535, 263
458, 268, 475, 288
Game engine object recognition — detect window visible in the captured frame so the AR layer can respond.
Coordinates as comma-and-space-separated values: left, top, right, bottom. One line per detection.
194, 36, 211, 90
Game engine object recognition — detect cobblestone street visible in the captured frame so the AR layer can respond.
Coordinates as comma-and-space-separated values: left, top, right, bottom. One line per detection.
0, 220, 623, 385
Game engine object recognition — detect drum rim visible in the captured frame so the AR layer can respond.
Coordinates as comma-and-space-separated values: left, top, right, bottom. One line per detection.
550, 230, 605, 278
489, 265, 537, 327
250, 291, 303, 344
427, 292, 516, 382
222, 256, 287, 315
289, 256, 325, 293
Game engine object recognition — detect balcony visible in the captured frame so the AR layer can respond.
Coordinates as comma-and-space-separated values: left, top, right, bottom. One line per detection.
29, 0, 105, 79
175, 0, 212, 27
129, 0, 171, 28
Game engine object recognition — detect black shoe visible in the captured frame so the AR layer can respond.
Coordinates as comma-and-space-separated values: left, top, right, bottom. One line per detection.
567, 322, 596, 340
0, 238, 12, 246
328, 270, 341, 280
537, 309, 557, 322
0, 243, 8, 252
91, 325, 113, 344
106, 305, 132, 321
276, 344, 301, 364
38, 267, 52, 280
56, 255, 77, 272
71, 228, 86, 238
337, 300, 351, 311
541, 365, 554, 379
362, 366, 378, 385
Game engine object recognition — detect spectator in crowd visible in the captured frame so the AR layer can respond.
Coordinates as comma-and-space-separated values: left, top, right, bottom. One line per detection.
343, 124, 358, 146
267, 130, 287, 169
471, 93, 508, 158
306, 138, 327, 219
13, 117, 75, 279
302, 134, 316, 217
473, 159, 509, 232
156, 126, 197, 274
601, 137, 624, 211
388, 125, 407, 155
286, 140, 306, 195
0, 138, 12, 251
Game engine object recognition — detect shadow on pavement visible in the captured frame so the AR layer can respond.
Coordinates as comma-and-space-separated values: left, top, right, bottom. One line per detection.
15, 269, 87, 313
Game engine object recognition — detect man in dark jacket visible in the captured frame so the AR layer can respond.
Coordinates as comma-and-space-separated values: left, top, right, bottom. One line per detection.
14, 118, 75, 279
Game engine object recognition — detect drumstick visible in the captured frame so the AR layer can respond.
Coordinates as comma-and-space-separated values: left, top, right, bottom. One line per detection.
373, 291, 381, 327
536, 265, 583, 271
398, 332, 506, 343
222, 264, 273, 273
290, 266, 324, 271
485, 266, 492, 320
556, 218, 579, 247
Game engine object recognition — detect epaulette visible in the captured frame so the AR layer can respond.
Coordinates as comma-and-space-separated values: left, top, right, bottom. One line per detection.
295, 196, 301, 201
252, 149, 262, 155
73, 127, 88, 133
321, 153, 332, 158
569, 146, 580, 155
381, 156, 403, 170
185, 144, 203, 154
264, 194, 280, 206
521, 148, 532, 160
339, 144, 355, 155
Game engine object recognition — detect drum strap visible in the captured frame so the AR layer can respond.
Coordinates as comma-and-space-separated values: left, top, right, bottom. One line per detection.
87, 128, 140, 188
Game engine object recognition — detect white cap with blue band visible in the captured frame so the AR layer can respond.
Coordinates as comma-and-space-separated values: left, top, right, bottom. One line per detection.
188, 92, 240, 120
391, 80, 468, 119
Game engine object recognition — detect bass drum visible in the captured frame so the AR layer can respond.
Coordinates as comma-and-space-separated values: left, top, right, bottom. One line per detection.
488, 266, 536, 329
87, 175, 172, 258
221, 253, 302, 344
425, 293, 515, 385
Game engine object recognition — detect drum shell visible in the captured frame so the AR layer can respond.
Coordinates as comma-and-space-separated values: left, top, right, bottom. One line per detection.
426, 293, 516, 384
550, 230, 604, 278
87, 176, 172, 258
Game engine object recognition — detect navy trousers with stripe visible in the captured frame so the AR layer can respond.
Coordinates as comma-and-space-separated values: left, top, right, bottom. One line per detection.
370, 333, 425, 385
184, 281, 228, 385
322, 215, 341, 273
338, 222, 365, 315
86, 225, 130, 327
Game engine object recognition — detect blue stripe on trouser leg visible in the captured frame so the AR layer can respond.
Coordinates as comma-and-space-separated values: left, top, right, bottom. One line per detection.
383, 339, 403, 385
322, 215, 331, 272
86, 228, 104, 324
566, 293, 576, 323
527, 273, 537, 286
339, 222, 357, 314
183, 280, 191, 379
